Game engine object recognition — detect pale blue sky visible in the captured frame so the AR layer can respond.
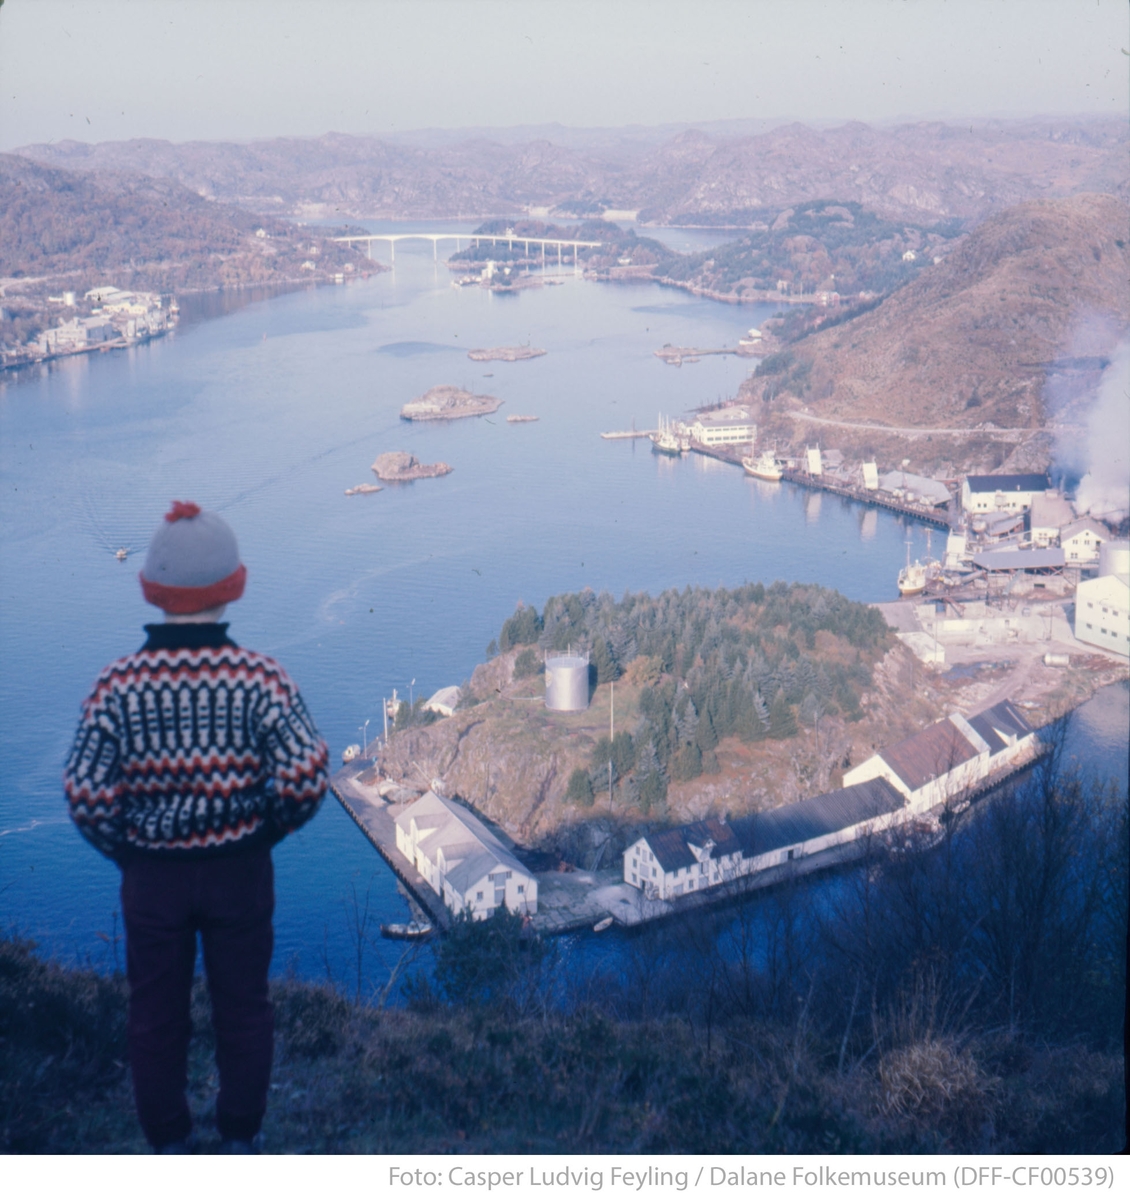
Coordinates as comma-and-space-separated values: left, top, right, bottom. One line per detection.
1, 0, 1126, 149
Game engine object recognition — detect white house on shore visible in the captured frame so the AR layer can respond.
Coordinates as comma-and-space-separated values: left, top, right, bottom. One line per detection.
395, 791, 537, 919
622, 818, 743, 900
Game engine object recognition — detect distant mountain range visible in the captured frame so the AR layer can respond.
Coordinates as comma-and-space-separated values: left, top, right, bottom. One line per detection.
17, 116, 1127, 225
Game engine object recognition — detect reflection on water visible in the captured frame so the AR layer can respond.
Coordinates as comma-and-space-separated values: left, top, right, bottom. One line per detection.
1065, 680, 1129, 793
860, 508, 878, 541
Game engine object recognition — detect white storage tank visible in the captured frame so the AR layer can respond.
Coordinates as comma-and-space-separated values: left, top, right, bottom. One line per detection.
545, 652, 590, 712
1098, 539, 1130, 578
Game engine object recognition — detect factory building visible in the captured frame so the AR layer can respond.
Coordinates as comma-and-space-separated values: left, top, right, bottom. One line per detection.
877, 471, 952, 509
961, 473, 1051, 514
1074, 571, 1130, 659
1027, 492, 1076, 547
843, 702, 1035, 813
689, 407, 756, 447
36, 316, 116, 354
622, 702, 1039, 899
395, 791, 537, 919
731, 778, 906, 872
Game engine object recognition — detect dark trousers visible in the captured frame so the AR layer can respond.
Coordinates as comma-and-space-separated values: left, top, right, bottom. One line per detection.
120, 849, 275, 1148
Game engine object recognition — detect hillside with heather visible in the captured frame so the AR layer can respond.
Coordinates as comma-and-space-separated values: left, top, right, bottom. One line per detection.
16, 116, 1127, 224
0, 154, 375, 295
740, 194, 1130, 474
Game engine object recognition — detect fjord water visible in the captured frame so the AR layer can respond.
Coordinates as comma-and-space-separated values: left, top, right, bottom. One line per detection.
0, 231, 1123, 985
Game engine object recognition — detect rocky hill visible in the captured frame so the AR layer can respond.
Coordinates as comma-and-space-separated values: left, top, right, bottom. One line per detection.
373, 583, 956, 868
0, 154, 375, 294
741, 194, 1130, 474
16, 116, 1127, 224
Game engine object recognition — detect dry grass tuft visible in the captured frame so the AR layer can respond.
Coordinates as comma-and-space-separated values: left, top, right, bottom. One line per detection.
879, 1038, 995, 1133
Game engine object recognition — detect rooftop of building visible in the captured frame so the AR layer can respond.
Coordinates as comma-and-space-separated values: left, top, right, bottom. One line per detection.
731, 777, 906, 857
694, 407, 753, 425
396, 790, 528, 891
879, 717, 982, 791
965, 473, 1051, 493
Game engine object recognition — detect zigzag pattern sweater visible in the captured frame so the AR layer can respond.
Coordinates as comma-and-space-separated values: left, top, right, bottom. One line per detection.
65, 624, 329, 860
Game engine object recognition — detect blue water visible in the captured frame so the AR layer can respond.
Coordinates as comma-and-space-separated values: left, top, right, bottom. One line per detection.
1, 232, 1124, 989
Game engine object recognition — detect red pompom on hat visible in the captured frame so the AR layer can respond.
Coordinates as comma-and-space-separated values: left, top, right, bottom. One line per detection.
139, 502, 246, 614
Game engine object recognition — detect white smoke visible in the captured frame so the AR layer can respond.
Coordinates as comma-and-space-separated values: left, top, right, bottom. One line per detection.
1073, 339, 1130, 523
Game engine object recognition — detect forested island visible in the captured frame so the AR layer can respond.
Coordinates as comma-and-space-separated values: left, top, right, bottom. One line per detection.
375, 582, 965, 868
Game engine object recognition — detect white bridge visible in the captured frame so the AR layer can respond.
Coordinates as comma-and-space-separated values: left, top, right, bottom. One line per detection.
332, 230, 604, 265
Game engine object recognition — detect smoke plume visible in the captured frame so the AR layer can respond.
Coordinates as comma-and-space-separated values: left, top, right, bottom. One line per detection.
1072, 338, 1130, 524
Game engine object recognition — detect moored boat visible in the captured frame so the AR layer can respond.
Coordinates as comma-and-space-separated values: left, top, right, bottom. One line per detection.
593, 916, 614, 932
742, 450, 783, 481
650, 414, 688, 456
897, 560, 928, 596
380, 921, 434, 941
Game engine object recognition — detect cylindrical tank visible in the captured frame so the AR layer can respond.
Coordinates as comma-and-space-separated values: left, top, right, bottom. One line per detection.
1098, 539, 1130, 577
545, 653, 590, 712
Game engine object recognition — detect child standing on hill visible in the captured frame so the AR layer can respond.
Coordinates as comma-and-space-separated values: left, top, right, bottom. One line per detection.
64, 501, 329, 1152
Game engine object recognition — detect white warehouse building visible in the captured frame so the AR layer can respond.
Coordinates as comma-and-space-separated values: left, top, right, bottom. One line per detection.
1074, 573, 1130, 659
395, 791, 538, 919
843, 701, 1037, 812
690, 407, 756, 447
961, 473, 1051, 515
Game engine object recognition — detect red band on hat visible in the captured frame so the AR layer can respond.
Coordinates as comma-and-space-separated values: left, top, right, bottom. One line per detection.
165, 501, 201, 522
140, 564, 247, 613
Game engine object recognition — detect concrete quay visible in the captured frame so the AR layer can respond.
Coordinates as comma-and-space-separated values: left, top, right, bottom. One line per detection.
689, 442, 953, 528
331, 769, 452, 931
335, 744, 1045, 940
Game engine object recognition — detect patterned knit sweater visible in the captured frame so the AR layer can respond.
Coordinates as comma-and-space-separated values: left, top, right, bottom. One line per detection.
65, 624, 329, 860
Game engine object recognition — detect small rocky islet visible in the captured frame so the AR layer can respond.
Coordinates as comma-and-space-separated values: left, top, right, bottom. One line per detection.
371, 451, 452, 482
400, 384, 502, 420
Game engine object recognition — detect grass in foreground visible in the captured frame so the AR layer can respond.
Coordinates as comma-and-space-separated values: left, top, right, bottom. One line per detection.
1, 936, 1122, 1154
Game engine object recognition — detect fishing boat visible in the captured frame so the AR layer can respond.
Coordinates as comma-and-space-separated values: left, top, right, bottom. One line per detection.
897, 558, 928, 596
115, 547, 130, 561
650, 414, 688, 456
380, 920, 434, 941
741, 450, 783, 481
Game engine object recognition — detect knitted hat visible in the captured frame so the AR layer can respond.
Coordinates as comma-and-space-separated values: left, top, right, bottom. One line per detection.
139, 501, 247, 614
